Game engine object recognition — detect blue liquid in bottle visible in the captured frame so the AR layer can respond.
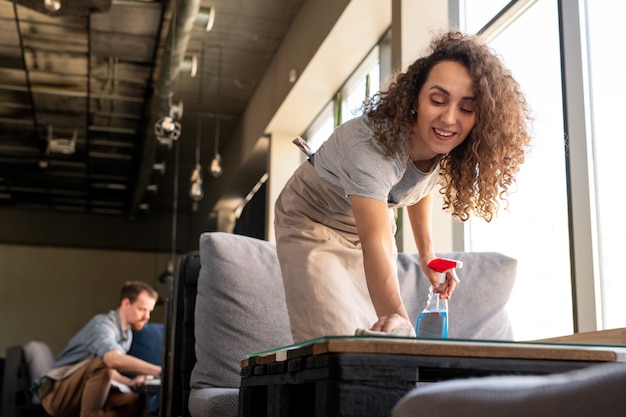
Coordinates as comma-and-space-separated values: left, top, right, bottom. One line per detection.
415, 310, 448, 339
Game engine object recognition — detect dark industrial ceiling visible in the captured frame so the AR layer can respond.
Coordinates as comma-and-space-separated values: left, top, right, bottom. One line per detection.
0, 0, 305, 221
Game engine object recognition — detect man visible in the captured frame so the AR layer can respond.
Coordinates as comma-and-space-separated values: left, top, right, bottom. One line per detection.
37, 281, 162, 417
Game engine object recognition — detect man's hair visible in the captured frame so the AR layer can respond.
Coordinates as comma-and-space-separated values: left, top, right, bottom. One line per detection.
120, 281, 159, 303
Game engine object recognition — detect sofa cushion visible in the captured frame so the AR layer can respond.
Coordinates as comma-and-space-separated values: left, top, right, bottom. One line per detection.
392, 362, 626, 417
188, 387, 238, 417
397, 251, 516, 340
190, 232, 294, 389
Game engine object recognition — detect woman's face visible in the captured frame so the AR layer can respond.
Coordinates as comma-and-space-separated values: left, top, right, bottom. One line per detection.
411, 60, 476, 161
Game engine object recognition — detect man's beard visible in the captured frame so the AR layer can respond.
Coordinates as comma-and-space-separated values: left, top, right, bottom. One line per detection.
132, 321, 147, 331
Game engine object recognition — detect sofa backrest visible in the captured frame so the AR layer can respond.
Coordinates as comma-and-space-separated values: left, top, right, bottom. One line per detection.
190, 233, 294, 390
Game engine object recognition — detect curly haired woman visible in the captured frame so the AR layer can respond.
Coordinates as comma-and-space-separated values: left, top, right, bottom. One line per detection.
274, 30, 532, 342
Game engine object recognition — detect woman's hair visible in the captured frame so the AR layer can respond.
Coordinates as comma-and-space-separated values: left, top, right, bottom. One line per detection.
365, 30, 532, 221
120, 281, 159, 303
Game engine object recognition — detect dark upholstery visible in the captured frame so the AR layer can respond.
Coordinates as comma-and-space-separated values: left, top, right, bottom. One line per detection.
1, 343, 52, 417
160, 252, 199, 417
130, 323, 164, 367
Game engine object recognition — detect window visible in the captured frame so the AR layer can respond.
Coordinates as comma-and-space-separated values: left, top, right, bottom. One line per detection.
305, 47, 380, 152
460, 0, 512, 33
462, 0, 573, 340
586, 1, 626, 329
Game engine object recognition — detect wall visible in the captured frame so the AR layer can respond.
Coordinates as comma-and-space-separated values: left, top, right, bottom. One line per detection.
0, 243, 169, 355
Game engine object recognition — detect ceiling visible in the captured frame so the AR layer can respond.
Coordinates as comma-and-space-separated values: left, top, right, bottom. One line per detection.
0, 0, 305, 221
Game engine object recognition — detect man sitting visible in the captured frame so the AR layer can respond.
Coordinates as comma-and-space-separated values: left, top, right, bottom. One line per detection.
36, 281, 162, 417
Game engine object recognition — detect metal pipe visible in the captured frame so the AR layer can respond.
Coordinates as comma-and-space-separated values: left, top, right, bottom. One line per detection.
128, 0, 201, 219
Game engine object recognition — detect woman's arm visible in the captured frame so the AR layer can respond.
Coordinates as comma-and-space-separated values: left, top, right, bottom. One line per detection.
406, 194, 457, 298
350, 195, 412, 332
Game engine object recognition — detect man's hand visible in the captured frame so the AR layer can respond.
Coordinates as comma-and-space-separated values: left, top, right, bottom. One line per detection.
127, 374, 155, 390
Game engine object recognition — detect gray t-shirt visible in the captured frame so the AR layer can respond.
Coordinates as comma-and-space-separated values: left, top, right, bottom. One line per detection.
51, 309, 131, 368
312, 114, 440, 207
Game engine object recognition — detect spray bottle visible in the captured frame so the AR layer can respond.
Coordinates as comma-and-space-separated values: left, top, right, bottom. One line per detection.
415, 258, 463, 339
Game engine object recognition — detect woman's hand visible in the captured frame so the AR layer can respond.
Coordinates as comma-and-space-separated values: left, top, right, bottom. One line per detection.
369, 313, 415, 334
420, 255, 457, 299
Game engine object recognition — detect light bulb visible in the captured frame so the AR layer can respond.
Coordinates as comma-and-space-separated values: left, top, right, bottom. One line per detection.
189, 180, 204, 201
189, 164, 204, 201
210, 153, 223, 177
161, 117, 176, 132
44, 0, 61, 12
190, 164, 202, 182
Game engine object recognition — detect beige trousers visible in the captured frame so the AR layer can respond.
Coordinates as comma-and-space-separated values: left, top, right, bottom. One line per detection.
41, 357, 141, 417
275, 162, 397, 343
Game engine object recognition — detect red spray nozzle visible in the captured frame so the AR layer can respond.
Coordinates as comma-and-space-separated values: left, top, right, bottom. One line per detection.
428, 258, 463, 283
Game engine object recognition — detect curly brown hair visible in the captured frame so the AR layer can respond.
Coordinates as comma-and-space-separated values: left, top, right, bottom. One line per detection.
365, 30, 532, 222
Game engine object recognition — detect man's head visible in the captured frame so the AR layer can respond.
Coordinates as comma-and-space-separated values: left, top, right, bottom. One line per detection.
119, 281, 159, 331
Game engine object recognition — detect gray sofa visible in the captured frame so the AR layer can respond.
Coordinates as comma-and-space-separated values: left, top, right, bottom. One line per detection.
188, 232, 518, 417
391, 360, 626, 417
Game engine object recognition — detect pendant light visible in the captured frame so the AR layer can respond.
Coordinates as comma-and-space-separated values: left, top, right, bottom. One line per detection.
189, 43, 205, 203
210, 45, 223, 177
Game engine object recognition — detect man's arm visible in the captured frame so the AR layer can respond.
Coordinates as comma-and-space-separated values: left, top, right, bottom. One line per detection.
102, 349, 161, 377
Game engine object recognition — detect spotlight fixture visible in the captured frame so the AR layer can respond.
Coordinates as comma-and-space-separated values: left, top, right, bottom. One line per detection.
158, 260, 175, 283
194, 7, 215, 32
46, 125, 77, 155
152, 162, 166, 174
170, 100, 184, 119
181, 55, 198, 78
44, 0, 61, 12
154, 114, 182, 147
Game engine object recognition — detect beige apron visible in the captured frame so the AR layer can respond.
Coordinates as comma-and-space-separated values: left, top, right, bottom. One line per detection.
275, 161, 397, 343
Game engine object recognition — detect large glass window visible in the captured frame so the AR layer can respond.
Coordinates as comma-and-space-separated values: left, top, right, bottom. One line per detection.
586, 1, 626, 329
462, 0, 573, 340
305, 47, 380, 152
460, 0, 512, 33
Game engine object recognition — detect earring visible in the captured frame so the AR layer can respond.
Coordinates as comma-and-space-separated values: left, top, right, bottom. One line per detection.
410, 108, 416, 116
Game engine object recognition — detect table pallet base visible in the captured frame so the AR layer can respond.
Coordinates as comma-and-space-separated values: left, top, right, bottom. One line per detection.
240, 349, 609, 417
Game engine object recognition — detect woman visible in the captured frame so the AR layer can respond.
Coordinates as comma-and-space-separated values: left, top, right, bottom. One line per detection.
274, 30, 532, 343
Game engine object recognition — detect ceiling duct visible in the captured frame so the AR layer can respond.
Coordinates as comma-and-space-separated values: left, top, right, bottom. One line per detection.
129, 0, 201, 219
13, 0, 112, 15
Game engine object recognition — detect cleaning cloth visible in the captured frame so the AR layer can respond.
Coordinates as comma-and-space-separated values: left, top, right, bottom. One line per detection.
355, 326, 416, 337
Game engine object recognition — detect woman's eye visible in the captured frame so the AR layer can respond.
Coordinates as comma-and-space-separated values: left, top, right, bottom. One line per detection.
460, 107, 474, 113
431, 97, 445, 105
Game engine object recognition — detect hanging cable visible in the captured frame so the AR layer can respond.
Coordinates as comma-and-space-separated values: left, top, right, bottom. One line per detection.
189, 42, 205, 203
210, 45, 223, 177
